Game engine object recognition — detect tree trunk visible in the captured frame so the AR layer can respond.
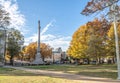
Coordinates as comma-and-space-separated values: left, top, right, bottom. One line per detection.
98, 57, 101, 64
42, 56, 45, 62
10, 56, 13, 66
87, 58, 90, 64
96, 55, 99, 65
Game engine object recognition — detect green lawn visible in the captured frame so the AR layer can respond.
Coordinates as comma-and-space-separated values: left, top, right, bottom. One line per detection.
0, 67, 80, 83
25, 64, 117, 79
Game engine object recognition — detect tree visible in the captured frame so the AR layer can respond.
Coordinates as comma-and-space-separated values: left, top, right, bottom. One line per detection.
87, 34, 105, 64
81, 0, 119, 16
0, 6, 10, 27
0, 5, 10, 63
67, 25, 89, 60
86, 18, 111, 64
67, 17, 111, 64
106, 23, 120, 63
24, 42, 37, 61
7, 28, 24, 65
24, 42, 52, 61
40, 43, 52, 61
81, 0, 120, 79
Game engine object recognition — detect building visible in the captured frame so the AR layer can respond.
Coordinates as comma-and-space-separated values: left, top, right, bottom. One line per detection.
44, 47, 67, 63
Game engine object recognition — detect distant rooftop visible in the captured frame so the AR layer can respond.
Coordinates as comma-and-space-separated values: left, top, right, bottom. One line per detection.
52, 47, 62, 53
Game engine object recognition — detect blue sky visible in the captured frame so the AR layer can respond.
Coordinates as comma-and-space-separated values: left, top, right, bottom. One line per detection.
17, 0, 89, 36
1, 0, 94, 51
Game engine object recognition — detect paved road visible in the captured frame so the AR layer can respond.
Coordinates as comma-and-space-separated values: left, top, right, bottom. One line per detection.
4, 66, 120, 83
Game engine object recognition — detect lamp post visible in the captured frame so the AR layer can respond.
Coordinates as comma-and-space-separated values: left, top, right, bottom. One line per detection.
108, 3, 120, 79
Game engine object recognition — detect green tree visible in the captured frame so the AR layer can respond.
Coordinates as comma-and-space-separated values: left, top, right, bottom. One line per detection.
0, 6, 10, 27
7, 28, 24, 65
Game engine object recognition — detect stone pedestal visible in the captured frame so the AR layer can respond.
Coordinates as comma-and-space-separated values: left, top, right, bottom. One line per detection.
31, 53, 44, 65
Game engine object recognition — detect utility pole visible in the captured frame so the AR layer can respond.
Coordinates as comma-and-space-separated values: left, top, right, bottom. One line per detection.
111, 3, 120, 79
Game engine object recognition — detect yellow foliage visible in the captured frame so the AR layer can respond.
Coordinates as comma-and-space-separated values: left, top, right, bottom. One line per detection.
67, 25, 89, 59
67, 18, 111, 60
23, 42, 52, 60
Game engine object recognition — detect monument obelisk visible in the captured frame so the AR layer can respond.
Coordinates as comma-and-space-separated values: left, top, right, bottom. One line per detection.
31, 20, 44, 65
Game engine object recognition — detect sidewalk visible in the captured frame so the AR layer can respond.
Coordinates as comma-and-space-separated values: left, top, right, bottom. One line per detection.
4, 66, 120, 83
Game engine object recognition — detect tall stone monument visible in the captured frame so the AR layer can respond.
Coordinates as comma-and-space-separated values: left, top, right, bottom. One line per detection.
31, 20, 44, 65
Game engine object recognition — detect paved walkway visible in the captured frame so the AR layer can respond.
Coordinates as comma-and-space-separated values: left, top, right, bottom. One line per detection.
4, 66, 120, 83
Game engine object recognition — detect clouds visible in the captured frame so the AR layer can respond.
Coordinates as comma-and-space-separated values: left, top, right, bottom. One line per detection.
43, 36, 71, 51
25, 20, 71, 51
0, 0, 26, 32
41, 20, 55, 35
0, 0, 71, 51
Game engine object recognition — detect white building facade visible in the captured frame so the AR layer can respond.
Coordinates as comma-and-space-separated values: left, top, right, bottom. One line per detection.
45, 47, 67, 63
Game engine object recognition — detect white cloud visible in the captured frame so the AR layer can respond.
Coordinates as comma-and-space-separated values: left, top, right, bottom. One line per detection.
25, 20, 71, 51
0, 0, 71, 51
24, 34, 37, 45
0, 0, 26, 33
43, 36, 71, 51
41, 20, 55, 35
41, 34, 56, 41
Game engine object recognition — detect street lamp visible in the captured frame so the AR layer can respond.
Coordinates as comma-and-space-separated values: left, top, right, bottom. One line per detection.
107, 3, 120, 80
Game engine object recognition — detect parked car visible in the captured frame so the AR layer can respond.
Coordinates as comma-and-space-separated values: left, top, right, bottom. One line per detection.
90, 60, 96, 64
0, 62, 4, 67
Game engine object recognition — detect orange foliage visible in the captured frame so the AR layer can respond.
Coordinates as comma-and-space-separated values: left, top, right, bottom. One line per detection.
24, 42, 52, 61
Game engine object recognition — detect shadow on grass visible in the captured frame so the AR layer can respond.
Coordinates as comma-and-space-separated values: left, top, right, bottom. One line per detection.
0, 67, 40, 76
76, 72, 117, 79
0, 66, 120, 83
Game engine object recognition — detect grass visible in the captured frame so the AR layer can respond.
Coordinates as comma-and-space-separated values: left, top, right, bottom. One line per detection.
0, 64, 118, 83
25, 64, 117, 79
0, 67, 37, 76
0, 67, 81, 83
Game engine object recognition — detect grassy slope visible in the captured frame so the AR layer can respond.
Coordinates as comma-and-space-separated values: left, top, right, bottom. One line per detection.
0, 67, 80, 83
25, 64, 117, 79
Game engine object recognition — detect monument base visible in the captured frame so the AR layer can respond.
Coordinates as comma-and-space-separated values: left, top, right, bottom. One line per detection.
31, 53, 44, 65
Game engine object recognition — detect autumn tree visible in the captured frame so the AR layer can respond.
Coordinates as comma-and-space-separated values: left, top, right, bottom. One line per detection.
81, 0, 120, 79
67, 25, 89, 60
86, 18, 111, 64
19, 46, 27, 61
81, 0, 119, 16
67, 17, 111, 64
40, 43, 52, 61
24, 42, 52, 61
106, 23, 120, 63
